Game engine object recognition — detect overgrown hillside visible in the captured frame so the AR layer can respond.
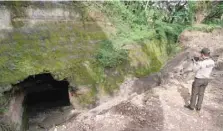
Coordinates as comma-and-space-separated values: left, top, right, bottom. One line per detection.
0, 1, 223, 110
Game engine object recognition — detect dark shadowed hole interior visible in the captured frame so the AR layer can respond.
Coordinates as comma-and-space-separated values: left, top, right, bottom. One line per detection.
22, 73, 70, 112
25, 74, 69, 106
18, 73, 70, 129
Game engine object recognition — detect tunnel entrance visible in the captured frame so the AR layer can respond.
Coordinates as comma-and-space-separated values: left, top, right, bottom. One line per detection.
18, 73, 71, 130
24, 73, 70, 110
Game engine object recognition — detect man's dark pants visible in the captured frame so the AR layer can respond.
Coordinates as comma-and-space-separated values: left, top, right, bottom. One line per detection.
189, 78, 209, 109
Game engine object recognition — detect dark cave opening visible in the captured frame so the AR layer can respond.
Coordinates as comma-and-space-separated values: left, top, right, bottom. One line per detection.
21, 73, 70, 110
17, 73, 71, 130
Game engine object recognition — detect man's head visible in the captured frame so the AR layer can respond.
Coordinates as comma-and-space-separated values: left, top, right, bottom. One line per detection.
200, 48, 210, 57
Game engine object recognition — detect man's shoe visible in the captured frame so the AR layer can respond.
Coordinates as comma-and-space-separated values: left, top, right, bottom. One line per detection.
184, 105, 194, 110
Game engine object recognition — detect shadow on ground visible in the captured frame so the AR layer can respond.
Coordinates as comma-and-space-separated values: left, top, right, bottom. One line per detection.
177, 85, 190, 106
205, 71, 223, 130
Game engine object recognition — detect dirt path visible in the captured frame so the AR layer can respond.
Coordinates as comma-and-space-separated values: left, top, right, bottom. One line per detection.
154, 73, 223, 131
49, 70, 223, 131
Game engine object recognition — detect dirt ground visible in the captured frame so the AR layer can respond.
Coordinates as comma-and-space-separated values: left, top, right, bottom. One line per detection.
48, 29, 223, 131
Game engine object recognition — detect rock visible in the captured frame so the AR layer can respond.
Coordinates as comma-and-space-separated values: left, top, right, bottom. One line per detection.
215, 54, 223, 70
132, 73, 161, 94
5, 91, 25, 131
0, 84, 12, 94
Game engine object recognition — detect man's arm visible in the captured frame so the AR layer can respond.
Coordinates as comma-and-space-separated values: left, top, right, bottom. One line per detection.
192, 60, 202, 72
182, 59, 200, 74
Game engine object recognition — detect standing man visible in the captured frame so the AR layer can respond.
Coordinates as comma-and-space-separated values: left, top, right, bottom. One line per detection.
185, 48, 215, 111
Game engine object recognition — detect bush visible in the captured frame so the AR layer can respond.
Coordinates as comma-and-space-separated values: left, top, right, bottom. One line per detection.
96, 40, 128, 68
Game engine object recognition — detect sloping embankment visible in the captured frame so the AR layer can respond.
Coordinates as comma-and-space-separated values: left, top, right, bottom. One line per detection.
50, 29, 223, 131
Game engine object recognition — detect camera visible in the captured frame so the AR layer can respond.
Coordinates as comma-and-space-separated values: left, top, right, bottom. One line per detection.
191, 56, 200, 62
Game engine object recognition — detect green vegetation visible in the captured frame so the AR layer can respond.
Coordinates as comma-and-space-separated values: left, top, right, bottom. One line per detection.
96, 40, 128, 68
0, 22, 107, 85
0, 1, 222, 107
195, 1, 223, 25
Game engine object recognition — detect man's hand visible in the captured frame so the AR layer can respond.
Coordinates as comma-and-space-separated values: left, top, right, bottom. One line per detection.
191, 51, 201, 62
193, 56, 200, 61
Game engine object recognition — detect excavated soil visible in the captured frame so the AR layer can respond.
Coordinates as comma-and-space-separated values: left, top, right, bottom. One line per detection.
47, 29, 223, 131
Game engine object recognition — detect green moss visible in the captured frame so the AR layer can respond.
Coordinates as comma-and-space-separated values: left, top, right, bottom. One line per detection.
0, 21, 107, 85
130, 42, 163, 77
77, 86, 97, 106
0, 21, 166, 107
0, 1, 181, 107
0, 19, 115, 107
102, 69, 125, 94
133, 59, 162, 77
